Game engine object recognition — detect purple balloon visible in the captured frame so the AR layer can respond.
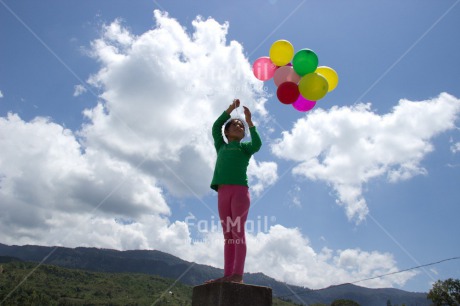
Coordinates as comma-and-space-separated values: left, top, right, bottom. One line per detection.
293, 95, 316, 112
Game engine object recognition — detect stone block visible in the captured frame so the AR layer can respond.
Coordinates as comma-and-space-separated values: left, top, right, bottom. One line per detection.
192, 282, 272, 306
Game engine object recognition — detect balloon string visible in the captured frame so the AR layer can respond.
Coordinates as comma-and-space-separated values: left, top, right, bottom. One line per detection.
233, 100, 240, 118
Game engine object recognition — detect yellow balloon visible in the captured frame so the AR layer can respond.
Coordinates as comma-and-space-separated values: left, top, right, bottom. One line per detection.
315, 66, 338, 92
269, 40, 294, 66
298, 73, 329, 101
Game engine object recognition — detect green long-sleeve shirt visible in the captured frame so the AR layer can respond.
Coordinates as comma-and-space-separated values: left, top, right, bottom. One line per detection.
210, 111, 262, 191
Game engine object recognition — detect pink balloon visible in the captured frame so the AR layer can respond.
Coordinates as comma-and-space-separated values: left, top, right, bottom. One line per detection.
293, 95, 316, 112
273, 66, 301, 87
253, 56, 277, 81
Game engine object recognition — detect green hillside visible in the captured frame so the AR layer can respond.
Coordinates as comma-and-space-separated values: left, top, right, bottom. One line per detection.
0, 261, 298, 305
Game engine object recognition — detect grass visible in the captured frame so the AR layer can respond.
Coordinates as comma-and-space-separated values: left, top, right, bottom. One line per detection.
0, 261, 299, 305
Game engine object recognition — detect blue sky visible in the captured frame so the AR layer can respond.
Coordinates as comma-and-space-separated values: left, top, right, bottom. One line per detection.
1, 0, 460, 296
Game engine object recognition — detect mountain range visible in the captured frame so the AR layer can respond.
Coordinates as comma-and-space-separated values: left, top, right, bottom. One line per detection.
0, 243, 430, 305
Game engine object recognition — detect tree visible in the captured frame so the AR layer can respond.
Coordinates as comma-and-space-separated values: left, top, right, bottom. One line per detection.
427, 278, 460, 305
331, 299, 360, 306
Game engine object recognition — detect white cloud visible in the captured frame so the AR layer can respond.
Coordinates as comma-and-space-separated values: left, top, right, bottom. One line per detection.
166, 224, 414, 289
0, 10, 268, 243
0, 90, 3, 98
203, 225, 415, 289
248, 159, 278, 196
451, 142, 460, 154
73, 84, 87, 97
286, 184, 302, 208
0, 112, 414, 289
0, 113, 169, 244
0, 10, 427, 290
271, 93, 460, 222
82, 10, 269, 197
0, 11, 274, 259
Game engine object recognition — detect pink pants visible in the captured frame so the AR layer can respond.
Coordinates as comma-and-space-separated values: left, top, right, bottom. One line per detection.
218, 185, 250, 277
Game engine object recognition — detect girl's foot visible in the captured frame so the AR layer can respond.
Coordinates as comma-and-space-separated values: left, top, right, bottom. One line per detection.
224, 274, 243, 283
204, 276, 228, 284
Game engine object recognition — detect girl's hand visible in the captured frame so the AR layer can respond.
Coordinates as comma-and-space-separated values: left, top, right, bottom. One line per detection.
243, 106, 254, 127
226, 99, 240, 114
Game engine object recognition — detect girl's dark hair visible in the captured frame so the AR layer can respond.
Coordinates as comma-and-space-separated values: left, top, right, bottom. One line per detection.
224, 119, 245, 136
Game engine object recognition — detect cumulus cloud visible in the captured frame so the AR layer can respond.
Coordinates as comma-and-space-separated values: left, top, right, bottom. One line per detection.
271, 93, 460, 222
0, 10, 431, 289
0, 11, 264, 241
182, 225, 415, 289
82, 10, 270, 197
0, 90, 3, 98
451, 142, 460, 154
248, 159, 278, 196
1, 8, 276, 240
73, 84, 87, 97
264, 226, 415, 289
0, 11, 276, 258
0, 113, 169, 244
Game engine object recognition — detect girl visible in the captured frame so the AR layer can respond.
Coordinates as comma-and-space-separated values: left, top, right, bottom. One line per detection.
208, 98, 262, 283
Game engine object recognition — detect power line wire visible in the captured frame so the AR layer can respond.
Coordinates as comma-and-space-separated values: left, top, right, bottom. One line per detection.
275, 256, 460, 300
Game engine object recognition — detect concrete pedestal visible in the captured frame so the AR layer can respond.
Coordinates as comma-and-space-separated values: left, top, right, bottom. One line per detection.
192, 282, 272, 306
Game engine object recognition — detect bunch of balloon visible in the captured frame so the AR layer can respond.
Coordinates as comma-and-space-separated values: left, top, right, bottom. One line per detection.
252, 39, 338, 112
